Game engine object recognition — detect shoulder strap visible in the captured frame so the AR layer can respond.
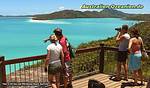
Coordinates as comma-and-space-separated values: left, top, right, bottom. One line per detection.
65, 37, 68, 42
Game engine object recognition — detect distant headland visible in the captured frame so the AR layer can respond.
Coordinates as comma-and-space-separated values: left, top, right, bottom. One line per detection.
31, 9, 150, 21
32, 9, 128, 20
0, 9, 150, 21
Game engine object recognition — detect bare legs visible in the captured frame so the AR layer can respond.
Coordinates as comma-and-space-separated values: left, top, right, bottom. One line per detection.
116, 62, 121, 80
138, 69, 143, 84
48, 73, 60, 88
64, 61, 73, 88
116, 61, 128, 80
123, 61, 128, 80
63, 71, 72, 88
133, 69, 143, 85
64, 76, 68, 88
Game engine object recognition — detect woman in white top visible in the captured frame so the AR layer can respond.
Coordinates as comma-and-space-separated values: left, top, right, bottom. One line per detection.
45, 34, 64, 88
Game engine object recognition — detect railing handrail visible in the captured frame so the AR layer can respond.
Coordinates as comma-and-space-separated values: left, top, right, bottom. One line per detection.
3, 46, 150, 65
76, 46, 100, 54
4, 46, 101, 65
4, 55, 46, 65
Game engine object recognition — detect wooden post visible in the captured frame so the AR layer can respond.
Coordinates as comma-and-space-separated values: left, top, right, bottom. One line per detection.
99, 44, 105, 73
0, 56, 6, 88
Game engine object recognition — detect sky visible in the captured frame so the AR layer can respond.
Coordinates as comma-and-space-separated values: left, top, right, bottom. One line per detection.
0, 0, 149, 16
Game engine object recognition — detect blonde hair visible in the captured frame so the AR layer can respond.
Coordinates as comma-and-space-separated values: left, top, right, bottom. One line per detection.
49, 34, 57, 42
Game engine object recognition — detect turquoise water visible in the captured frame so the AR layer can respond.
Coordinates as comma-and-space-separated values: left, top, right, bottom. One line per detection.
0, 17, 137, 60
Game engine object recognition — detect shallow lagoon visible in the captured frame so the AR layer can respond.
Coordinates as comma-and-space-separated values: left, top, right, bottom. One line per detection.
0, 17, 137, 59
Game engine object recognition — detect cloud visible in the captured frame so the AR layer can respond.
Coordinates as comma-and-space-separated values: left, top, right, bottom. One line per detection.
58, 6, 65, 10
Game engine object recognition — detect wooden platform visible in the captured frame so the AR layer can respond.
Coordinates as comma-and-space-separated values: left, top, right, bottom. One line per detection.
73, 73, 147, 88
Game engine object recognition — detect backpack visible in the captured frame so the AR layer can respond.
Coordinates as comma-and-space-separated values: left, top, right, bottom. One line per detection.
66, 38, 76, 59
88, 79, 105, 88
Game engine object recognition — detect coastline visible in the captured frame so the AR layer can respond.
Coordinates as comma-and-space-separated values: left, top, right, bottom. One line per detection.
29, 18, 72, 24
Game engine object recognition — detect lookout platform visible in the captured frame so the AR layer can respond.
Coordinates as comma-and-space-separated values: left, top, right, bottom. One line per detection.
73, 73, 147, 88
0, 45, 149, 88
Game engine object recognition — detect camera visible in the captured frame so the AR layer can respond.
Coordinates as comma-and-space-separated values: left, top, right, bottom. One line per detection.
115, 28, 121, 31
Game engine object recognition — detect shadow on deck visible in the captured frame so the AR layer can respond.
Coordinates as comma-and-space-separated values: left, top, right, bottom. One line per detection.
73, 73, 147, 88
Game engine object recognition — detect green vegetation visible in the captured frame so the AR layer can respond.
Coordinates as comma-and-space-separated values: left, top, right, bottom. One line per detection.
125, 14, 150, 21
72, 51, 99, 76
77, 37, 117, 49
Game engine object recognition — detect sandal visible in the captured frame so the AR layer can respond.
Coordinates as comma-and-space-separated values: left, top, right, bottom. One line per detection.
128, 82, 138, 86
123, 77, 128, 81
112, 77, 121, 81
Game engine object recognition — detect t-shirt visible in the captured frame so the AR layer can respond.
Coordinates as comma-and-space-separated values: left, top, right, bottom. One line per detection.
59, 36, 70, 62
47, 43, 62, 63
118, 33, 130, 51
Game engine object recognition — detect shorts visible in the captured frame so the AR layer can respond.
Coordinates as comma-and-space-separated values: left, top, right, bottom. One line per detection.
48, 61, 62, 74
117, 51, 128, 62
129, 53, 142, 71
64, 61, 72, 77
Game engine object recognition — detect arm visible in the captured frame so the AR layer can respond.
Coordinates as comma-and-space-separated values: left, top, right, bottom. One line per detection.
45, 50, 50, 69
60, 49, 65, 69
139, 37, 145, 52
128, 39, 133, 53
116, 32, 124, 42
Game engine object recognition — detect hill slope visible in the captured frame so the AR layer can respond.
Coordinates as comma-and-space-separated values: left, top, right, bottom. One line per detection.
99, 9, 129, 18
125, 14, 150, 21
32, 9, 129, 20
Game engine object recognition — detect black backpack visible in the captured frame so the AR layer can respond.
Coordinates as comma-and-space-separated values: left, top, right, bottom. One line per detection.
88, 79, 105, 88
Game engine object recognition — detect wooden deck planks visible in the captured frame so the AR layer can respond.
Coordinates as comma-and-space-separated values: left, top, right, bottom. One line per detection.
72, 73, 147, 88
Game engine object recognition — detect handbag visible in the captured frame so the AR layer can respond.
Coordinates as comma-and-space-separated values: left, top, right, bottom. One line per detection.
140, 38, 149, 61
142, 51, 149, 61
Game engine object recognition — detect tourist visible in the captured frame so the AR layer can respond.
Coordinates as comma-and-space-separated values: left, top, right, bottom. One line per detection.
45, 34, 65, 88
128, 29, 144, 85
53, 28, 73, 88
115, 25, 130, 81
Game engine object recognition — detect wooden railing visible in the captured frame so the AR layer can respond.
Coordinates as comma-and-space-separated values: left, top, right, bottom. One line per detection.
0, 44, 150, 87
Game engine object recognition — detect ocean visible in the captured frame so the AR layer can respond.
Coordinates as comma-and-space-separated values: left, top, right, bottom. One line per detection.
0, 17, 137, 60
